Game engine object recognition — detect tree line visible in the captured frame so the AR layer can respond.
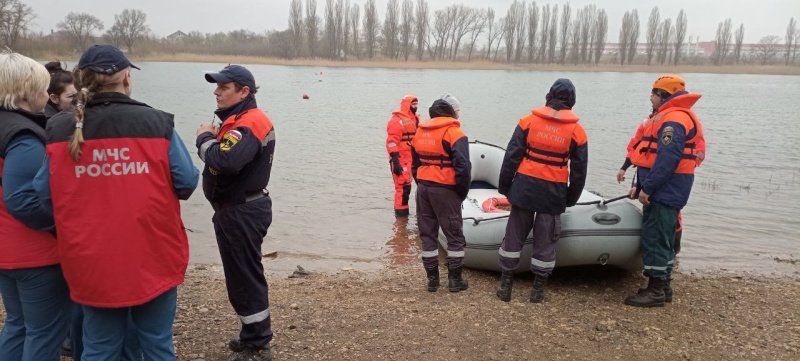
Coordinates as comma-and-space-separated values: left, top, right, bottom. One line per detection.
3, 0, 798, 66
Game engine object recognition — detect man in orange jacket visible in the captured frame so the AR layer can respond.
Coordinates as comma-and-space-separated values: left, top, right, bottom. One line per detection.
386, 95, 419, 217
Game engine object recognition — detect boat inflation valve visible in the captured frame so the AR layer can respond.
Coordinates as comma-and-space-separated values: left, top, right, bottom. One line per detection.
597, 253, 610, 266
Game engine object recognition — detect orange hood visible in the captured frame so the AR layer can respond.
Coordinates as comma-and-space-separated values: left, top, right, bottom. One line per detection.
392, 94, 418, 120
658, 92, 701, 112
418, 117, 460, 129
531, 106, 580, 124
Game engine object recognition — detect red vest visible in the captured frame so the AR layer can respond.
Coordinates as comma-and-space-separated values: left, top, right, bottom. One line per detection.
516, 107, 586, 183
0, 111, 60, 269
46, 97, 188, 307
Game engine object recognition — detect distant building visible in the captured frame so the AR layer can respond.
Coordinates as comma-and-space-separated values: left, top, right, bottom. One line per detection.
166, 30, 187, 42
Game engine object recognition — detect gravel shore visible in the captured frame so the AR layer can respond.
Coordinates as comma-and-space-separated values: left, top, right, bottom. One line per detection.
2, 262, 798, 361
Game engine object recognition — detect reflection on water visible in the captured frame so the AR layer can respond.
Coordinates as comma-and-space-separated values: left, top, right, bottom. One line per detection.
128, 63, 799, 275
385, 215, 421, 266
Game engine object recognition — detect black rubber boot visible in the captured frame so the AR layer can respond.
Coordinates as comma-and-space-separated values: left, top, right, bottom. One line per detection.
496, 271, 514, 302
425, 267, 440, 292
447, 266, 469, 292
529, 274, 548, 303
625, 277, 666, 307
394, 209, 409, 217
638, 278, 673, 302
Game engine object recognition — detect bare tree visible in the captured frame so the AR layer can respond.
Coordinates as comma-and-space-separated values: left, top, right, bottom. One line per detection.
593, 9, 608, 64
0, 0, 35, 48
627, 10, 640, 65
656, 18, 673, 65
325, 0, 336, 59
350, 3, 360, 59
512, 1, 527, 63
569, 9, 582, 64
645, 6, 660, 65
538, 4, 550, 62
558, 2, 571, 64
493, 18, 506, 61
383, 0, 400, 58
673, 9, 687, 65
485, 8, 499, 60
786, 18, 796, 65
342, 0, 351, 60
363, 0, 380, 59
289, 0, 304, 58
713, 18, 733, 65
618, 11, 633, 65
579, 4, 596, 63
526, 1, 539, 63
111, 9, 149, 53
733, 23, 745, 64
334, 0, 345, 58
502, 1, 520, 63
56, 12, 104, 50
414, 0, 429, 61
547, 4, 558, 63
306, 0, 319, 57
446, 5, 475, 61
753, 35, 781, 65
104, 23, 124, 48
400, 0, 414, 61
465, 8, 487, 61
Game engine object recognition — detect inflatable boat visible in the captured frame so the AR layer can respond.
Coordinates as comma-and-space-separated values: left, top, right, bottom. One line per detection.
437, 141, 643, 272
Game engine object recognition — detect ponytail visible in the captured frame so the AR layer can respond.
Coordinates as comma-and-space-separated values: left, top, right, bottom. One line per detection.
68, 67, 129, 161
69, 88, 89, 161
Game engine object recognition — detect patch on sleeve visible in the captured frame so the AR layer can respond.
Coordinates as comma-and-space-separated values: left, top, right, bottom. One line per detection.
661, 126, 674, 146
220, 130, 242, 151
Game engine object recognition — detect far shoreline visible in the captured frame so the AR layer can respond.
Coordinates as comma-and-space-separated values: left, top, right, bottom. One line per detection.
40, 51, 800, 76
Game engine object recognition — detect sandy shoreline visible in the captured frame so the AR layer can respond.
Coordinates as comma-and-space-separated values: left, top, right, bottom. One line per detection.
39, 52, 800, 76
3, 261, 798, 361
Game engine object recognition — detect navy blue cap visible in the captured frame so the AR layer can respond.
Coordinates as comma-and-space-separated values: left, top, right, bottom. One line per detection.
205, 65, 257, 94
77, 45, 140, 75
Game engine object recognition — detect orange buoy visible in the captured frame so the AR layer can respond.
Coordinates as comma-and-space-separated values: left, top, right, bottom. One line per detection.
481, 197, 511, 213
302, 94, 309, 99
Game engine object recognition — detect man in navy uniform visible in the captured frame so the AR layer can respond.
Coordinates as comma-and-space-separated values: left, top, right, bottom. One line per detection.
196, 65, 276, 361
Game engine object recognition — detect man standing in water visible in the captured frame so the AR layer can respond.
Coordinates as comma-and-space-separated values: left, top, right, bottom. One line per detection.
412, 94, 471, 293
386, 94, 419, 217
196, 65, 276, 360
624, 74, 704, 308
495, 79, 588, 303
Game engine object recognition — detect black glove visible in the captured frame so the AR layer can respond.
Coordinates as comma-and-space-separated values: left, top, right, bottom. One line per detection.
390, 153, 404, 176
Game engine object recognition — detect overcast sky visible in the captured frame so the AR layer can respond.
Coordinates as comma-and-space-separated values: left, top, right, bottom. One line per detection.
22, 0, 800, 43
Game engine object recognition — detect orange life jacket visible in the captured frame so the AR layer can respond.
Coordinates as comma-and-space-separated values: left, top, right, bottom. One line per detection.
629, 95, 703, 174
516, 107, 586, 183
412, 117, 465, 185
386, 95, 419, 156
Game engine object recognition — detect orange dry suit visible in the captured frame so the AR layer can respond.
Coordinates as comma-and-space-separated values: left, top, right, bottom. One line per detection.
386, 94, 419, 214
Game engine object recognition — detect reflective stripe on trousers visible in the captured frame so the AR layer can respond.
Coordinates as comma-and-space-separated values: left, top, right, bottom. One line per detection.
416, 183, 466, 269
499, 205, 561, 276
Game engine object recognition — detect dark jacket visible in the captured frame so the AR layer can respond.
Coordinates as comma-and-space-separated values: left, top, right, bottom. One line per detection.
196, 97, 276, 205
499, 107, 588, 215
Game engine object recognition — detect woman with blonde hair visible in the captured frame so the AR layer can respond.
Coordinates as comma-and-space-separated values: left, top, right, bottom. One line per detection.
0, 51, 70, 360
33, 44, 199, 359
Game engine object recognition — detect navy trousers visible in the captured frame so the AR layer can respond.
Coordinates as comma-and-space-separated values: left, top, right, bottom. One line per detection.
212, 196, 273, 347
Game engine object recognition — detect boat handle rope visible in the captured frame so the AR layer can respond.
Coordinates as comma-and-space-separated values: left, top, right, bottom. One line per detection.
462, 194, 632, 225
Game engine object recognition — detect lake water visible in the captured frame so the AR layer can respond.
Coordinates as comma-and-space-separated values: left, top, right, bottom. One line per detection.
129, 62, 799, 276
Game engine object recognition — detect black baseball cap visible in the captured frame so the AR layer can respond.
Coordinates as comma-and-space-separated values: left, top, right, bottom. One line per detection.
205, 65, 258, 94
77, 45, 140, 75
